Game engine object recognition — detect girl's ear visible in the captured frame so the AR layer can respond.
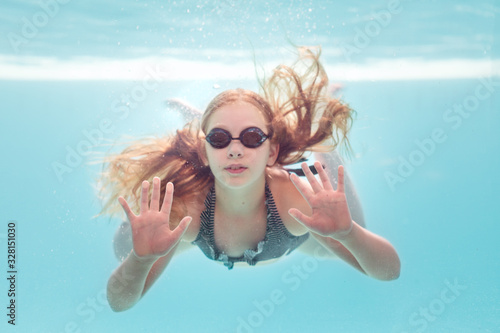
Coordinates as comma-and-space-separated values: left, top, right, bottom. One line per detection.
267, 143, 280, 166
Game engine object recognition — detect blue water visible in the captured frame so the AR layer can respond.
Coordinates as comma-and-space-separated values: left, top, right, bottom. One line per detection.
1, 1, 500, 332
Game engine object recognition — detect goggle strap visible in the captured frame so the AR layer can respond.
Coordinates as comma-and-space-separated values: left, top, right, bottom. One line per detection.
284, 163, 325, 176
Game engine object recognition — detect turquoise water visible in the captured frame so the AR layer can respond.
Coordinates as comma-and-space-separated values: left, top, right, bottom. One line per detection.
1, 1, 499, 332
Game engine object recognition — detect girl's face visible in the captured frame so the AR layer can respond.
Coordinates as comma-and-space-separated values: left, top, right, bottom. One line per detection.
204, 102, 278, 189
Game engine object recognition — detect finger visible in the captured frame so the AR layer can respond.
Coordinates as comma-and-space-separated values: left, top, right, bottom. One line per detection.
140, 180, 150, 214
118, 196, 137, 220
150, 177, 161, 211
337, 165, 345, 193
170, 216, 193, 240
288, 208, 312, 227
302, 162, 322, 193
160, 182, 174, 216
290, 172, 314, 201
315, 161, 333, 191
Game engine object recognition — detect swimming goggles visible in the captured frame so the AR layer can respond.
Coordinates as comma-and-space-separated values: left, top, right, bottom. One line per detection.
205, 127, 270, 149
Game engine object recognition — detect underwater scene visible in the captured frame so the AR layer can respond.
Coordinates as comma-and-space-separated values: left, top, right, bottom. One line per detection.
1, 0, 499, 332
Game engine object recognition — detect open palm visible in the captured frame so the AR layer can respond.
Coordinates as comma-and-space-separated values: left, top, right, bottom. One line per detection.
288, 161, 353, 239
118, 177, 192, 260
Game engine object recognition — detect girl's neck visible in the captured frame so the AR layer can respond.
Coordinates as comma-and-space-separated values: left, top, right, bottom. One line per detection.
214, 176, 267, 217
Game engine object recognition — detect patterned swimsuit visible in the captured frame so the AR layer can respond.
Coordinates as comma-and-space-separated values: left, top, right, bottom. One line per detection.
191, 183, 310, 269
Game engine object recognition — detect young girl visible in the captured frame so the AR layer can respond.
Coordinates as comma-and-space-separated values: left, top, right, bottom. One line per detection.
100, 48, 400, 312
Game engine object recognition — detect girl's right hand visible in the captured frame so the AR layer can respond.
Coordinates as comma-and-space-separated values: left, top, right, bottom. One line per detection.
118, 177, 192, 261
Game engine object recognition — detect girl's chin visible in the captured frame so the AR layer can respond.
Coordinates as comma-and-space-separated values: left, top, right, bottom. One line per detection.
214, 175, 258, 190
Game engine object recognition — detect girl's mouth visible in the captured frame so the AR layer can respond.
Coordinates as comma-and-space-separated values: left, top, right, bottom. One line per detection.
225, 165, 247, 174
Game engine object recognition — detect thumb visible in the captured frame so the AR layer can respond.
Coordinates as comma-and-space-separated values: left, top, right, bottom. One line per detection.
288, 208, 310, 227
118, 196, 137, 220
171, 216, 192, 240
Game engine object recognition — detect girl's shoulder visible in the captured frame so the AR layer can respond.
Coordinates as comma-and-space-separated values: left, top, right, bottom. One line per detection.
267, 167, 311, 236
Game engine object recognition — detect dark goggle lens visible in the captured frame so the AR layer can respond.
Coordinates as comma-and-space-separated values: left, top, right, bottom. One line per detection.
241, 130, 264, 147
206, 127, 269, 149
207, 130, 231, 148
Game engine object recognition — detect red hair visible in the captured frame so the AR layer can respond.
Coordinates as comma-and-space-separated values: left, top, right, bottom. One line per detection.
97, 47, 354, 226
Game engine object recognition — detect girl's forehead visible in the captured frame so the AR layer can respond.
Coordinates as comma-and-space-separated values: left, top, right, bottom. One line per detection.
207, 102, 267, 129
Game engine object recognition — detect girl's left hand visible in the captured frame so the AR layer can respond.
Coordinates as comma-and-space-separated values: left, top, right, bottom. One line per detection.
288, 161, 353, 239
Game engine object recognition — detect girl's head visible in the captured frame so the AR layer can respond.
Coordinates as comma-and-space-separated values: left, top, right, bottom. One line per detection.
200, 89, 280, 188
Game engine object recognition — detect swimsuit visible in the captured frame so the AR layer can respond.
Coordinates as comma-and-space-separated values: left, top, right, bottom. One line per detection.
191, 183, 310, 269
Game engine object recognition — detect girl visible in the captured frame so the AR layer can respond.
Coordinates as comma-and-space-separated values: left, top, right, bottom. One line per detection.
100, 48, 400, 312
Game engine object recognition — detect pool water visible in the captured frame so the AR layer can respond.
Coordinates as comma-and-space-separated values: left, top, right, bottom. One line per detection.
1, 1, 499, 332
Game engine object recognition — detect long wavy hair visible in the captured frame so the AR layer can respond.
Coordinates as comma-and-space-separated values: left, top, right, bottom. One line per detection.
97, 47, 354, 226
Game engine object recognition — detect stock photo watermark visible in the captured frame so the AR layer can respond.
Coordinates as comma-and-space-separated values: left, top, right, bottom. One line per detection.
60, 265, 134, 332
213, 0, 250, 20
7, 0, 72, 53
5, 221, 18, 326
51, 64, 170, 183
338, 0, 437, 61
236, 245, 331, 333
339, 0, 402, 62
385, 76, 500, 191
401, 278, 467, 333
215, 0, 236, 17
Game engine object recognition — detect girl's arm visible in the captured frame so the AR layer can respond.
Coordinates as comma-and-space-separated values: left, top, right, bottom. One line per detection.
107, 243, 179, 312
289, 162, 400, 281
107, 178, 191, 311
311, 223, 400, 280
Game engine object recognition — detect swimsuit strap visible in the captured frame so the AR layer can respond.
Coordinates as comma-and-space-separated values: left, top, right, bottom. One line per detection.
193, 183, 309, 269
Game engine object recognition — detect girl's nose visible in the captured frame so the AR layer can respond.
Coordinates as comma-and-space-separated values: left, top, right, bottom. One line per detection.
227, 141, 244, 158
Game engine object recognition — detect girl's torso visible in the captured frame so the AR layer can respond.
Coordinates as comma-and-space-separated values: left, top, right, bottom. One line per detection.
180, 167, 311, 263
